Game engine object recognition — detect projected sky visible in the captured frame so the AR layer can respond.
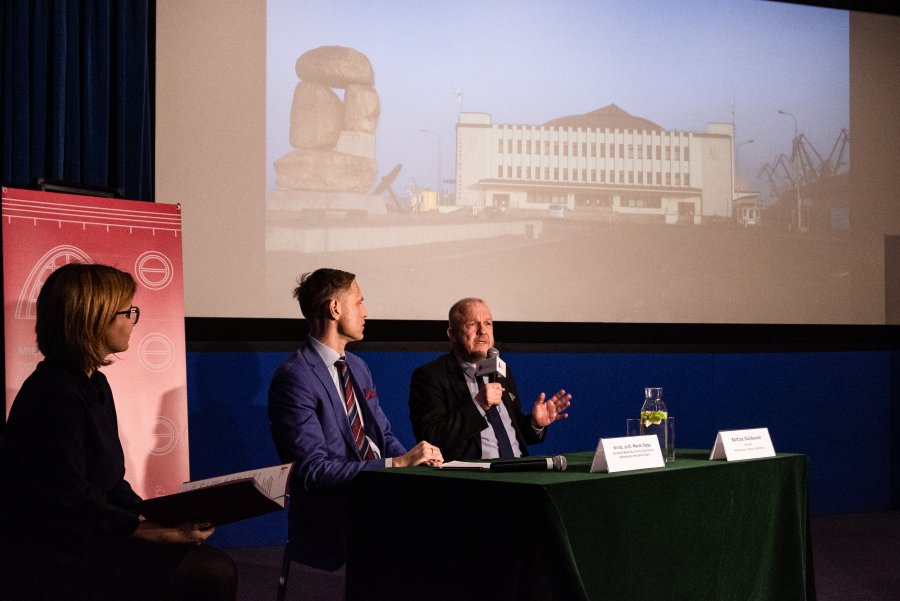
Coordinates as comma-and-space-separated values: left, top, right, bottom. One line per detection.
266, 0, 848, 199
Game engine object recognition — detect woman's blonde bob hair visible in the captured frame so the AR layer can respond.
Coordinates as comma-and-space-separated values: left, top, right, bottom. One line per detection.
35, 263, 137, 373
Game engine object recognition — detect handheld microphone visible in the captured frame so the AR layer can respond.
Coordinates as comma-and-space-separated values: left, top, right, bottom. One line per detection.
476, 347, 506, 383
489, 455, 567, 472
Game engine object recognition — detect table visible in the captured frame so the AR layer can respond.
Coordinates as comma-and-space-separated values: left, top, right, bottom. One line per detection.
346, 450, 815, 601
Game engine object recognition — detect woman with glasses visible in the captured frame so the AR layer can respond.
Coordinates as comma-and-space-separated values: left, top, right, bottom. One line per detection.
0, 263, 236, 601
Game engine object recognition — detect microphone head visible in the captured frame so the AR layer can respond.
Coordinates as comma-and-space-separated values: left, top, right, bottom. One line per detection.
552, 455, 567, 471
476, 350, 506, 379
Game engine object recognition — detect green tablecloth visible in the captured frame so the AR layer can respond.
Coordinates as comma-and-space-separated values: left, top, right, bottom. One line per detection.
347, 450, 815, 601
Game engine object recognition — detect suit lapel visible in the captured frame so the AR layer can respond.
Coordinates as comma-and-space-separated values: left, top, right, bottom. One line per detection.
443, 353, 474, 406
346, 356, 392, 458
345, 359, 381, 447
496, 371, 529, 455
301, 344, 360, 457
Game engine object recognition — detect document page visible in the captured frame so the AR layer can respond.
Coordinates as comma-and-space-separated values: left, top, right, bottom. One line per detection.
179, 463, 293, 502
439, 460, 491, 470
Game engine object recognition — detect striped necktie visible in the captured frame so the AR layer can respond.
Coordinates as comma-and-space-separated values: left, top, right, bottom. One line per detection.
335, 358, 376, 460
466, 366, 515, 458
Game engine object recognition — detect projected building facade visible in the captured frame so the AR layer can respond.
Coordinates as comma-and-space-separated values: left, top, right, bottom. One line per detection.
455, 105, 741, 224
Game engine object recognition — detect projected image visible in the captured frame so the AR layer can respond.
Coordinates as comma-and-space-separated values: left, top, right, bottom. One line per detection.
265, 0, 868, 324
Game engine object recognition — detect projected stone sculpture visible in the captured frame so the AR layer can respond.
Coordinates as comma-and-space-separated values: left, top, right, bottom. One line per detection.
272, 46, 383, 208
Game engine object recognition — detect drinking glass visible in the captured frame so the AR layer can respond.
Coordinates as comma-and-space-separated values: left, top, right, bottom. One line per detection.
665, 417, 675, 462
626, 418, 641, 437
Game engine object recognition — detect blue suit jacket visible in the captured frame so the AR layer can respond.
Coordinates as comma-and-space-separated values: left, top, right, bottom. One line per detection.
268, 341, 406, 571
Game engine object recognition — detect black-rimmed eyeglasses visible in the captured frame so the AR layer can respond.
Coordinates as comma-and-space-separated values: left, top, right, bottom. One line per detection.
114, 306, 141, 325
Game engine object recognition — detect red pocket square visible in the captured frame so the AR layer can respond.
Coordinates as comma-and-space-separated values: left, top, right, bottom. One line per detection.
364, 388, 377, 400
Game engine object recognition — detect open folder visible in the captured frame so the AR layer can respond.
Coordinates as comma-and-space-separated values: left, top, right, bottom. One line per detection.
136, 463, 293, 527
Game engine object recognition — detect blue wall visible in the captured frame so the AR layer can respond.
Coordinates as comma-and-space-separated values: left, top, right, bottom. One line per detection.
186, 349, 894, 547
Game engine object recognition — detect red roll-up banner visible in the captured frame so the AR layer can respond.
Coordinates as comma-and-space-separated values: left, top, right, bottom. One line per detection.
2, 186, 189, 498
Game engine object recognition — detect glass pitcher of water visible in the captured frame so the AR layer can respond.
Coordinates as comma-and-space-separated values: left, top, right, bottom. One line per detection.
640, 387, 668, 460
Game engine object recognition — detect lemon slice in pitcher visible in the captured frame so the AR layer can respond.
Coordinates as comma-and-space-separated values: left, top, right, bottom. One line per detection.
640, 410, 668, 427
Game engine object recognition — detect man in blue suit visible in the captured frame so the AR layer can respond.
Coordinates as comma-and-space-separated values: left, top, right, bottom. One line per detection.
268, 268, 443, 572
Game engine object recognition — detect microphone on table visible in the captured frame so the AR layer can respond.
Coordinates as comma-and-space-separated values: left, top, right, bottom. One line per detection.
489, 455, 568, 472
476, 347, 506, 384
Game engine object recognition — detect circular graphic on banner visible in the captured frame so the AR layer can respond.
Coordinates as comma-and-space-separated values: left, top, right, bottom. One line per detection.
134, 251, 174, 290
17, 245, 93, 319
151, 416, 178, 456
139, 333, 176, 372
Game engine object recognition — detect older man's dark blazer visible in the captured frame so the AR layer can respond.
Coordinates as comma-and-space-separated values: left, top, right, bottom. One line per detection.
408, 352, 545, 461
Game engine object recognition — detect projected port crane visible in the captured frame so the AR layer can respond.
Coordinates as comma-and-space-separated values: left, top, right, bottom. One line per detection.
757, 128, 850, 231
760, 129, 849, 197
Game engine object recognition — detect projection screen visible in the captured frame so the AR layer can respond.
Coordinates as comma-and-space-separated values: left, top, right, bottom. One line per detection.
156, 0, 900, 324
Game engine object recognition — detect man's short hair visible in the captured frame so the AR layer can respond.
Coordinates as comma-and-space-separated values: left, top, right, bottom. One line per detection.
293, 269, 356, 333
448, 297, 485, 332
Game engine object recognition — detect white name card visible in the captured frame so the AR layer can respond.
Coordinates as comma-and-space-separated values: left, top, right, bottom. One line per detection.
709, 427, 776, 461
590, 435, 665, 473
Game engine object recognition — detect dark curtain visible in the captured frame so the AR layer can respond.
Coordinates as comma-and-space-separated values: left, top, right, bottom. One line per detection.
0, 0, 154, 201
